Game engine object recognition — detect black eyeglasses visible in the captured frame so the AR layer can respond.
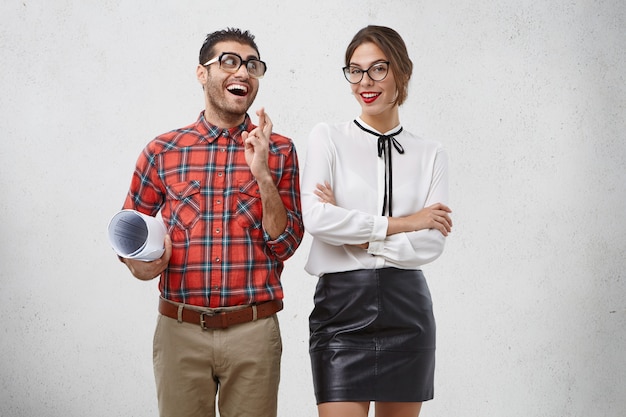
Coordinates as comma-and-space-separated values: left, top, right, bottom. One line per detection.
342, 61, 390, 84
204, 52, 267, 79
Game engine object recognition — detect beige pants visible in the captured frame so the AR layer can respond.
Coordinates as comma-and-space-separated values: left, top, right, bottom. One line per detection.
153, 312, 282, 417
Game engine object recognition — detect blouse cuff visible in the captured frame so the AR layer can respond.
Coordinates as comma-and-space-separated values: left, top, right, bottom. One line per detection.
367, 216, 388, 255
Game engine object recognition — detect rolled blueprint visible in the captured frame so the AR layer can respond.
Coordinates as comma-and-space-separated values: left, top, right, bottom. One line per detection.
108, 210, 166, 261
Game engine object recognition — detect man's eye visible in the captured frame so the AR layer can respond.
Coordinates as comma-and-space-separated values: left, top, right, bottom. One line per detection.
222, 57, 238, 67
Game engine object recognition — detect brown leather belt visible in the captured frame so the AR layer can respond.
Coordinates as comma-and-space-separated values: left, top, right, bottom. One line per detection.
158, 298, 283, 330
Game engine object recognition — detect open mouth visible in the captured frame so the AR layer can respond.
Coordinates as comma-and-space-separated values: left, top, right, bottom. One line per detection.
227, 83, 248, 97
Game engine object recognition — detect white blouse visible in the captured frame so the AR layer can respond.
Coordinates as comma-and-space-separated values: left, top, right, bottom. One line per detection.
301, 117, 449, 277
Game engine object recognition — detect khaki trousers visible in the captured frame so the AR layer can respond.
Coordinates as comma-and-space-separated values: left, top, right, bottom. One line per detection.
153, 312, 282, 417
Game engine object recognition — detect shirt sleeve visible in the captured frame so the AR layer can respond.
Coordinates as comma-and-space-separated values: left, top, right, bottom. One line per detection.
122, 141, 165, 215
302, 123, 388, 246
264, 140, 305, 261
367, 147, 449, 267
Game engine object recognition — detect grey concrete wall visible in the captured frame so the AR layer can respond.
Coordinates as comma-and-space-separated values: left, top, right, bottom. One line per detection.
1, 1, 624, 416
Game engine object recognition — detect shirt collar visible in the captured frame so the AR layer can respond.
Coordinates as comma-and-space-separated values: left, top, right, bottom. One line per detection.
355, 116, 402, 136
195, 111, 252, 144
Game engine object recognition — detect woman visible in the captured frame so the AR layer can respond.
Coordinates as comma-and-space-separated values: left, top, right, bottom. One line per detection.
301, 26, 452, 417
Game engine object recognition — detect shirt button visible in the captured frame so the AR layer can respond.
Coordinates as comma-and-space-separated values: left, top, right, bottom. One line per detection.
215, 257, 221, 263
215, 228, 221, 234
216, 199, 222, 205
217, 172, 223, 177
220, 148, 226, 152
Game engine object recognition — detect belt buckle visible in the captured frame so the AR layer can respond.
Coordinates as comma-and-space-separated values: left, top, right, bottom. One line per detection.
199, 310, 215, 330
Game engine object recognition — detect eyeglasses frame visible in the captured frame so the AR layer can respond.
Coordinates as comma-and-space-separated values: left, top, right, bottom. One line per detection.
203, 52, 267, 79
342, 61, 390, 84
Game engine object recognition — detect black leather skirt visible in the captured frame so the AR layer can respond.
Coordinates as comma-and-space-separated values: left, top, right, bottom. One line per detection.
309, 268, 435, 404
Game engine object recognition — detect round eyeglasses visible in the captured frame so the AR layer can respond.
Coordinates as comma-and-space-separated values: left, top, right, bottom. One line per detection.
342, 61, 390, 84
204, 52, 267, 79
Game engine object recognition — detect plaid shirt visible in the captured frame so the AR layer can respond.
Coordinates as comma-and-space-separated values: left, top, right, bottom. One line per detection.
123, 112, 304, 308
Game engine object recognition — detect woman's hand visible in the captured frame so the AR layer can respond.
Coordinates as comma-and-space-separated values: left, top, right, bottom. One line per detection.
314, 181, 336, 205
388, 203, 453, 236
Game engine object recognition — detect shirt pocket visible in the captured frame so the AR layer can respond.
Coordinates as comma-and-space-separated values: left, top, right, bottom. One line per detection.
166, 180, 202, 230
235, 179, 262, 229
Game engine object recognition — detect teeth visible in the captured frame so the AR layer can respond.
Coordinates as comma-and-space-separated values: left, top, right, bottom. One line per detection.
227, 84, 248, 94
362, 92, 379, 98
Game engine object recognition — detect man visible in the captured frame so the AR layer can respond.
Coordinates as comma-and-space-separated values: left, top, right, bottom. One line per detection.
118, 28, 304, 417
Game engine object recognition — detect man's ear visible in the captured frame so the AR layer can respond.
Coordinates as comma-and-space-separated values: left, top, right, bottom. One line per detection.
196, 64, 207, 85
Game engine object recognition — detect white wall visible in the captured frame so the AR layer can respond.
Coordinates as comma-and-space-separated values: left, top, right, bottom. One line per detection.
1, 1, 625, 416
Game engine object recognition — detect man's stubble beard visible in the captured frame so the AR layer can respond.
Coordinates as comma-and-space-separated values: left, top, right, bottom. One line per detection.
204, 80, 258, 126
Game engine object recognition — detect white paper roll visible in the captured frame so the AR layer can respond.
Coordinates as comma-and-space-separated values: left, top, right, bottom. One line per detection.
108, 210, 166, 261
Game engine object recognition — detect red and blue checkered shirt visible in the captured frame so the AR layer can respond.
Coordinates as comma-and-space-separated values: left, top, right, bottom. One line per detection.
123, 112, 304, 308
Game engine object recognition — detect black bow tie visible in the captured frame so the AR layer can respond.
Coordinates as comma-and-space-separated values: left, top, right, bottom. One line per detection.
354, 120, 404, 216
